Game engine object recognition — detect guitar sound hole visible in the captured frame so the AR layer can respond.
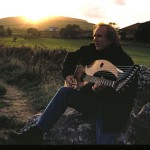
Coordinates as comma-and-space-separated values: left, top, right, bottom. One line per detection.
100, 63, 104, 68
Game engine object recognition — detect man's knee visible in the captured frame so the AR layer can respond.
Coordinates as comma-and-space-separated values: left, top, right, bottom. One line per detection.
58, 87, 74, 95
57, 87, 78, 101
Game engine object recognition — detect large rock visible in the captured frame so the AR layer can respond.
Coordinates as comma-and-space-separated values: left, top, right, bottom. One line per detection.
20, 108, 96, 145
124, 65, 150, 144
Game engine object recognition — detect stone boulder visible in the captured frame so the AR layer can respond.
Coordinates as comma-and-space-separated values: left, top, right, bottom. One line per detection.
19, 108, 96, 145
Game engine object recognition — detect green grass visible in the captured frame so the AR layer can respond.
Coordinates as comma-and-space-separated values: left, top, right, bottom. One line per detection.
122, 44, 150, 67
0, 37, 150, 67
0, 37, 92, 51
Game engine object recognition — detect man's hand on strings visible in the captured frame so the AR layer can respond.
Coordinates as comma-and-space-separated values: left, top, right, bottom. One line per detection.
92, 83, 106, 92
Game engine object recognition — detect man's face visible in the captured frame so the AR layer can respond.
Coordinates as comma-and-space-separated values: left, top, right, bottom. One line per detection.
93, 26, 112, 50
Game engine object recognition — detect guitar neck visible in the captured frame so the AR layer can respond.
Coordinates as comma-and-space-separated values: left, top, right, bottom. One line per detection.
83, 74, 115, 88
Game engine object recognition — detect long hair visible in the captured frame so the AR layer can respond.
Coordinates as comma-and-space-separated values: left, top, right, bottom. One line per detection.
93, 23, 120, 46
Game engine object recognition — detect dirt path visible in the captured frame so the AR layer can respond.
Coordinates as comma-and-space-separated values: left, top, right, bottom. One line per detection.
0, 79, 37, 144
0, 79, 35, 123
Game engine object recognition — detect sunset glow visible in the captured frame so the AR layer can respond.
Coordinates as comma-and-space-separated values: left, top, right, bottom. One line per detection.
24, 15, 46, 23
0, 0, 150, 28
19, 0, 81, 23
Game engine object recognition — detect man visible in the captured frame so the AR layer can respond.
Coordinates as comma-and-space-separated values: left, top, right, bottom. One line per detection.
11, 23, 138, 144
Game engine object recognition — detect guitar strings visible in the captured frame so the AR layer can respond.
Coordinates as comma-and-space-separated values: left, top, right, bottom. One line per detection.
90, 65, 138, 72
87, 65, 139, 79
91, 65, 134, 69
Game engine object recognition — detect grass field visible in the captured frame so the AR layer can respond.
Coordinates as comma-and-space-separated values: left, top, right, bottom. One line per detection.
121, 43, 150, 67
0, 37, 92, 50
0, 37, 150, 67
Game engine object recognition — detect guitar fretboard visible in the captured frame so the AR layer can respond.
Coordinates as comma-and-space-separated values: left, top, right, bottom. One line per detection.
83, 75, 115, 88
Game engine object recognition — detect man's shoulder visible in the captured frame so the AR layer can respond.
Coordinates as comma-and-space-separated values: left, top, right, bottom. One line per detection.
79, 43, 95, 50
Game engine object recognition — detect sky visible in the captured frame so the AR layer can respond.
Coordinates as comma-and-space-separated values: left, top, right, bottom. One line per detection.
0, 0, 150, 28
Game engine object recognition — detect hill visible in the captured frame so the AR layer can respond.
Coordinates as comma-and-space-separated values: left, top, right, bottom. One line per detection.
0, 16, 95, 31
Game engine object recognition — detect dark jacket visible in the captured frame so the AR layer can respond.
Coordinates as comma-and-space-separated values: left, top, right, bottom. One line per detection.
62, 43, 138, 132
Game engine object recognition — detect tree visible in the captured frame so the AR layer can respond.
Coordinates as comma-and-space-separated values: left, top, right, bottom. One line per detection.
109, 22, 116, 27
0, 25, 4, 30
59, 24, 82, 38
119, 30, 126, 40
0, 25, 5, 36
7, 27, 12, 36
13, 36, 17, 42
109, 22, 120, 31
135, 21, 150, 42
27, 28, 40, 36
59, 28, 68, 38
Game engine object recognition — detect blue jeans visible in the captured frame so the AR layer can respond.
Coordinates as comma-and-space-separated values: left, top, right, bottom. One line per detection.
96, 111, 119, 144
36, 86, 118, 144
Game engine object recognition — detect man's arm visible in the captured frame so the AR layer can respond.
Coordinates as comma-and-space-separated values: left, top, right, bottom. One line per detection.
62, 51, 79, 80
92, 83, 107, 92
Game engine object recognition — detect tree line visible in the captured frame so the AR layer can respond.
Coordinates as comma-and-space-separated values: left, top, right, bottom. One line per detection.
0, 25, 12, 36
0, 24, 90, 39
0, 22, 150, 42
119, 21, 150, 42
134, 21, 150, 42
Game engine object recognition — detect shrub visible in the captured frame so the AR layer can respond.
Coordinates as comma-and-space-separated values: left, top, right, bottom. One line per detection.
0, 84, 6, 97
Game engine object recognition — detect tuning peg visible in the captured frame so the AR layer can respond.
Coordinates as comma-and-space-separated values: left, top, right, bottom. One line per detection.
126, 85, 129, 88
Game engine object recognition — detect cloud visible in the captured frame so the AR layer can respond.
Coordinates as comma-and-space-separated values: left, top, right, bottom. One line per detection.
81, 6, 106, 19
113, 0, 125, 5
80, 1, 109, 20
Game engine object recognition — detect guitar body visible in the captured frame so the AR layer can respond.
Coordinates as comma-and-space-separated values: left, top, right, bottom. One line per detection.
84, 59, 120, 77
74, 60, 119, 88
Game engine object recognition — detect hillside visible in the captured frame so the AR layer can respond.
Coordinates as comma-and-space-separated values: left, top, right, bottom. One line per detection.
0, 16, 95, 31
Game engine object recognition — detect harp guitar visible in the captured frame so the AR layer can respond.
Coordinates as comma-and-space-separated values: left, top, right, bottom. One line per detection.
64, 59, 140, 92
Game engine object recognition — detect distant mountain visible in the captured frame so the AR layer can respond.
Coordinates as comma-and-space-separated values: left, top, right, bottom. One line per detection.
0, 16, 95, 31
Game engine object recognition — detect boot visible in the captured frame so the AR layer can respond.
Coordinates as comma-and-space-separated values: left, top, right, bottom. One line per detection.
10, 125, 43, 145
